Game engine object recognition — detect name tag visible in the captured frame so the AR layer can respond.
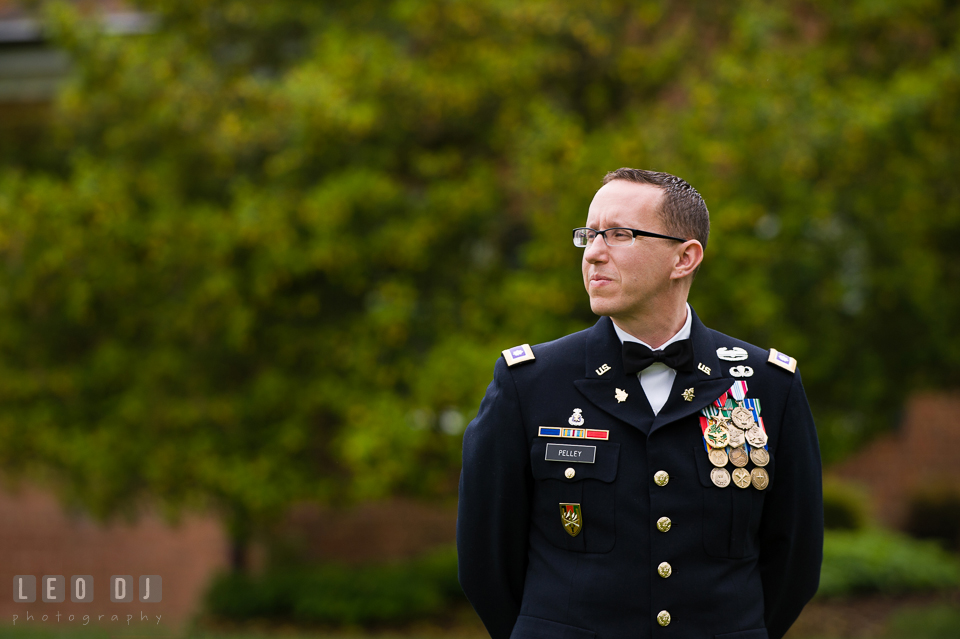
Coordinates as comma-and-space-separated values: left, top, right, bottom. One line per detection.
545, 443, 596, 464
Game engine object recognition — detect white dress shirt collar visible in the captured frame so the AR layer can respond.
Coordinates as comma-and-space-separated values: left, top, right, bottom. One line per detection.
611, 303, 692, 350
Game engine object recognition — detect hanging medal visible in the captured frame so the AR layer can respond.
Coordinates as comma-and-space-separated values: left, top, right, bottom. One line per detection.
700, 380, 772, 490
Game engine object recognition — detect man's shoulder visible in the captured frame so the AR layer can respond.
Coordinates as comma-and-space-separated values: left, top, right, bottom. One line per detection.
704, 327, 800, 384
499, 324, 593, 374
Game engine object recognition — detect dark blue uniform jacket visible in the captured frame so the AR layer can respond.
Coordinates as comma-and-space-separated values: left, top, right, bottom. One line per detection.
457, 311, 823, 639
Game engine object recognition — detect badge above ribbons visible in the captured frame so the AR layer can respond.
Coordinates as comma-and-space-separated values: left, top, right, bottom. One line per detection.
559, 503, 583, 537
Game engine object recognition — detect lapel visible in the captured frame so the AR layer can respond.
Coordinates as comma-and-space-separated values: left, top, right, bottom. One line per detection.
571, 310, 735, 435
649, 309, 733, 435
572, 316, 653, 430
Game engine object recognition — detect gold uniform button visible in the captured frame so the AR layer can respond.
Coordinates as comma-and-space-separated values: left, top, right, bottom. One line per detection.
654, 470, 669, 486
657, 610, 671, 627
564, 467, 575, 479
657, 562, 672, 578
656, 516, 672, 532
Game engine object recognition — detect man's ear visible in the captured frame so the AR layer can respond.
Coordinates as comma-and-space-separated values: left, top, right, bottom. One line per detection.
671, 240, 703, 280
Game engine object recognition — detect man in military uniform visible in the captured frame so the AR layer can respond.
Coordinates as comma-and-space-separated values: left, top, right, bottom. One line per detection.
457, 169, 823, 639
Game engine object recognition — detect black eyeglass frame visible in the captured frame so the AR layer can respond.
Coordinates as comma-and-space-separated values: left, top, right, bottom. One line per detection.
572, 227, 687, 247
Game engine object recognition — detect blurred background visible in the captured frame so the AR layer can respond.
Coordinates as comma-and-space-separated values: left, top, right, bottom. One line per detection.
0, 0, 959, 638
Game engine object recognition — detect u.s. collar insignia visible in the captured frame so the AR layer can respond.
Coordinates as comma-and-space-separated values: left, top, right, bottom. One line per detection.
595, 363, 612, 376
559, 503, 582, 537
717, 347, 749, 361
767, 348, 797, 373
502, 344, 535, 366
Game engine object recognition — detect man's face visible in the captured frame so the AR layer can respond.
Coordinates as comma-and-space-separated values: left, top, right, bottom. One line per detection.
581, 180, 679, 320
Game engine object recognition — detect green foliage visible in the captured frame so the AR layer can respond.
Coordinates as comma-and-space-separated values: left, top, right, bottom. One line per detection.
0, 0, 958, 537
205, 546, 462, 625
884, 605, 960, 639
904, 486, 960, 551
818, 529, 960, 598
822, 478, 870, 530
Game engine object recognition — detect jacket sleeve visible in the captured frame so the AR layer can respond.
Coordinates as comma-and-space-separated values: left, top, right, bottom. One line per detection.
457, 356, 532, 639
759, 369, 824, 639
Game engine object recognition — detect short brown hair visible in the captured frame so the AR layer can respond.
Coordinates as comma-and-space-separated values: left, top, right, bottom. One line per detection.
602, 168, 710, 250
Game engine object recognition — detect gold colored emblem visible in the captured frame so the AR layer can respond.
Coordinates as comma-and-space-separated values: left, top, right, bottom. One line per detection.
750, 448, 770, 467
704, 419, 730, 448
729, 446, 749, 467
564, 467, 576, 479
731, 406, 755, 430
657, 611, 671, 627
682, 387, 695, 402
595, 363, 612, 376
708, 447, 729, 468
654, 470, 669, 486
697, 363, 712, 375
727, 425, 746, 448
751, 467, 770, 490
615, 388, 629, 403
656, 516, 672, 532
732, 467, 752, 488
657, 562, 672, 578
559, 503, 583, 537
710, 467, 731, 488
746, 425, 768, 447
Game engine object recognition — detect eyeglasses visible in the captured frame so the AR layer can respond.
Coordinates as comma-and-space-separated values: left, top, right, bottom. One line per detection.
572, 227, 687, 248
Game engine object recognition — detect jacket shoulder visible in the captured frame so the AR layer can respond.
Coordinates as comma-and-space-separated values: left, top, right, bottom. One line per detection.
707, 329, 800, 380
499, 326, 590, 374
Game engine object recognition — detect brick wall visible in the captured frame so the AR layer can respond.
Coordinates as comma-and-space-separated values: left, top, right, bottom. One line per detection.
830, 393, 960, 527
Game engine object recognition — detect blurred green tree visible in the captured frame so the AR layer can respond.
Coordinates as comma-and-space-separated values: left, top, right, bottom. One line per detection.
0, 0, 957, 567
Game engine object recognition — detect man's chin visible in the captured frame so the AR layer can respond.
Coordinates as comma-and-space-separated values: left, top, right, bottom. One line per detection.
589, 298, 618, 317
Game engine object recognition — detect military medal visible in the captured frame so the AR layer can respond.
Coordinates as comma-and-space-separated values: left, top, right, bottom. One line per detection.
746, 425, 768, 447
749, 447, 770, 467
703, 418, 730, 448
710, 467, 731, 488
708, 447, 729, 468
559, 503, 583, 537
732, 467, 751, 489
729, 446, 749, 467
731, 405, 755, 430
727, 424, 746, 448
568, 408, 585, 426
750, 467, 770, 490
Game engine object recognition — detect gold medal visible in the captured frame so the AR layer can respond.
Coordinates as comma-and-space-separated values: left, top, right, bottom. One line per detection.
710, 467, 731, 488
731, 405, 755, 430
732, 467, 751, 489
708, 447, 729, 468
746, 425, 768, 447
727, 425, 745, 448
704, 419, 730, 448
751, 467, 770, 490
729, 446, 749, 467
749, 447, 770, 467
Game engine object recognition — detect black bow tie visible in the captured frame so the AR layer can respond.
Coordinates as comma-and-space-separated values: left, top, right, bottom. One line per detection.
622, 339, 695, 374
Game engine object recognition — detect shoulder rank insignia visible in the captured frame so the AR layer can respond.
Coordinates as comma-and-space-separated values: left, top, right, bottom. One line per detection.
503, 343, 535, 366
767, 348, 797, 373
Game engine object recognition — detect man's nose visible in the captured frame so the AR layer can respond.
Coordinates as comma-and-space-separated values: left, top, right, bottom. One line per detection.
583, 236, 609, 262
